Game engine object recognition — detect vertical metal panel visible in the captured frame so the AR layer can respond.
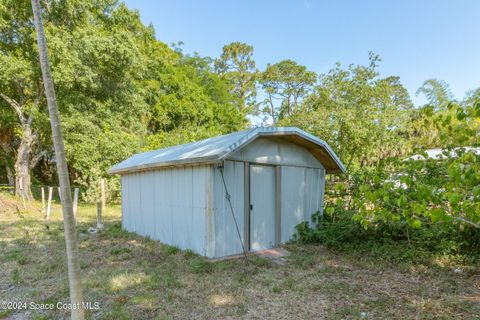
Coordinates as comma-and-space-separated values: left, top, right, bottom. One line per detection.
205, 166, 215, 257
243, 163, 250, 252
212, 160, 245, 257
250, 164, 276, 251
131, 172, 142, 234
280, 166, 325, 242
318, 169, 326, 215
280, 166, 305, 242
120, 165, 212, 256
275, 165, 281, 245
144, 171, 156, 237
120, 175, 129, 230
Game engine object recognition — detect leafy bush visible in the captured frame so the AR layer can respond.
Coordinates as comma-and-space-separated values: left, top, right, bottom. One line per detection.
296, 102, 480, 260
295, 207, 478, 264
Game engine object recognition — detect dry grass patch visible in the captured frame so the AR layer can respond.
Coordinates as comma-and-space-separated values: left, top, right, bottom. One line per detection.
0, 193, 479, 319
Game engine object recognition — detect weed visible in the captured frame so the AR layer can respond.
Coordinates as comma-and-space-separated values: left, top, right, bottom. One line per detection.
163, 245, 179, 255
184, 249, 197, 259
249, 256, 272, 268
289, 253, 316, 269
233, 271, 249, 284
0, 310, 12, 319
271, 276, 296, 293
16, 254, 28, 265
110, 247, 132, 255
148, 269, 181, 289
11, 268, 20, 284
79, 260, 89, 269
188, 258, 213, 274
105, 222, 130, 239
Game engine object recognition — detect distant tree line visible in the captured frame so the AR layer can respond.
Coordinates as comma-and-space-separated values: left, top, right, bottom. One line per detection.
1, 0, 479, 202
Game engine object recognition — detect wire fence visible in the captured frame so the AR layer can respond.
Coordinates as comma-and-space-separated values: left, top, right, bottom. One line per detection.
0, 184, 84, 203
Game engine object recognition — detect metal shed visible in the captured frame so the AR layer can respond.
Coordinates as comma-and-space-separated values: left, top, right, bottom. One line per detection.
109, 127, 345, 258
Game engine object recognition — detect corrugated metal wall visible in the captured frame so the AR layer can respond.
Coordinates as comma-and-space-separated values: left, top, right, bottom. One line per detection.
119, 140, 327, 258
280, 166, 325, 242
212, 160, 245, 257
121, 165, 213, 256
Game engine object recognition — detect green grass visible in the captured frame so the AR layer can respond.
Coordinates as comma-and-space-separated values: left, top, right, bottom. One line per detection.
0, 193, 479, 319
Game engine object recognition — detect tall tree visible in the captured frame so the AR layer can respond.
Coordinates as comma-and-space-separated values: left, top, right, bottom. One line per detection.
31, 1, 84, 319
416, 79, 453, 110
214, 42, 257, 113
281, 54, 413, 169
259, 60, 316, 123
1, 1, 246, 201
0, 0, 46, 199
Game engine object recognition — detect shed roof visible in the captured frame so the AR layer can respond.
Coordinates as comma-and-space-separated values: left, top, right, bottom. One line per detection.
108, 127, 346, 174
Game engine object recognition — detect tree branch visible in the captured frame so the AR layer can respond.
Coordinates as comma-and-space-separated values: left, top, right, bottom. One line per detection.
0, 93, 26, 125
454, 217, 480, 229
29, 149, 46, 170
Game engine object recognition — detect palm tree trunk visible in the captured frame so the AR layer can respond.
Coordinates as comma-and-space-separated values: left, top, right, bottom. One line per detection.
30, 1, 84, 319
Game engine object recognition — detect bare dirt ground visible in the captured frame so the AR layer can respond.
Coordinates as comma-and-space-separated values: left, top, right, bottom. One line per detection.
1, 193, 479, 319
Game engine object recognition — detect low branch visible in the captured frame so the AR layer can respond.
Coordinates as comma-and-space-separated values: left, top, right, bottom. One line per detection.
29, 149, 47, 170
454, 217, 480, 229
0, 93, 26, 125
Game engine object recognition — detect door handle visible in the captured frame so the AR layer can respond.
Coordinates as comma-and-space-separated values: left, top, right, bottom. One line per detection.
250, 204, 253, 210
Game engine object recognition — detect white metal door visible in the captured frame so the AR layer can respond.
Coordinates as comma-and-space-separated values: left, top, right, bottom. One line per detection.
249, 164, 276, 251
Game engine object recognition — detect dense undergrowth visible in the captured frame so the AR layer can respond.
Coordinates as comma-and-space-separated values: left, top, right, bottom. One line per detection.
295, 209, 479, 267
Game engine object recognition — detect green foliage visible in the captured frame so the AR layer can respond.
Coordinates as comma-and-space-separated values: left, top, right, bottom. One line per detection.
295, 101, 480, 261
163, 245, 180, 255
350, 102, 480, 237
0, 0, 245, 200
11, 268, 20, 284
214, 42, 257, 113
188, 257, 213, 274
416, 79, 453, 110
296, 207, 478, 264
260, 59, 316, 122
280, 53, 413, 169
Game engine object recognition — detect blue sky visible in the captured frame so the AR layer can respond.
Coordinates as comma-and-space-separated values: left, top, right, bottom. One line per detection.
124, 0, 480, 105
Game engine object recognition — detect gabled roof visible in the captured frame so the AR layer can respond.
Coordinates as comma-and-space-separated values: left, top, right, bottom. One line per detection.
108, 127, 346, 175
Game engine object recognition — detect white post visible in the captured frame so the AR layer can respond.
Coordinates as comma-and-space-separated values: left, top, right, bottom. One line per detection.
46, 187, 53, 221
73, 188, 79, 225
41, 187, 46, 217
100, 178, 106, 218
96, 201, 104, 230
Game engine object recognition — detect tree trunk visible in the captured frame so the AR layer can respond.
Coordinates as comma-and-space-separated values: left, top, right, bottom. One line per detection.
0, 94, 37, 199
14, 126, 34, 200
2, 158, 14, 186
31, 1, 84, 319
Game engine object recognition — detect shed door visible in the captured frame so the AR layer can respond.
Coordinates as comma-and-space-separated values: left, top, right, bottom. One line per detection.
249, 164, 276, 251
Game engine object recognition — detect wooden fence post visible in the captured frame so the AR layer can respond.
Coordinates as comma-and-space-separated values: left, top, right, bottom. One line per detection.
73, 188, 79, 225
96, 201, 104, 230
41, 187, 46, 217
100, 178, 106, 218
46, 187, 53, 221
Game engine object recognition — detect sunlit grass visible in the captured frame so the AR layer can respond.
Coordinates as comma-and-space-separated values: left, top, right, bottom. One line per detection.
0, 193, 479, 319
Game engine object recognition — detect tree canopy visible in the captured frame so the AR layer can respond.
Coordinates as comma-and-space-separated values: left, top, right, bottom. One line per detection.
0, 0, 245, 200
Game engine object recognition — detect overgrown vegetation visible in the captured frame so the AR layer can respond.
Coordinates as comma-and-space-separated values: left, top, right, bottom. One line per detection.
1, 1, 480, 317
3, 1, 479, 206
1, 194, 478, 319
295, 101, 480, 264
